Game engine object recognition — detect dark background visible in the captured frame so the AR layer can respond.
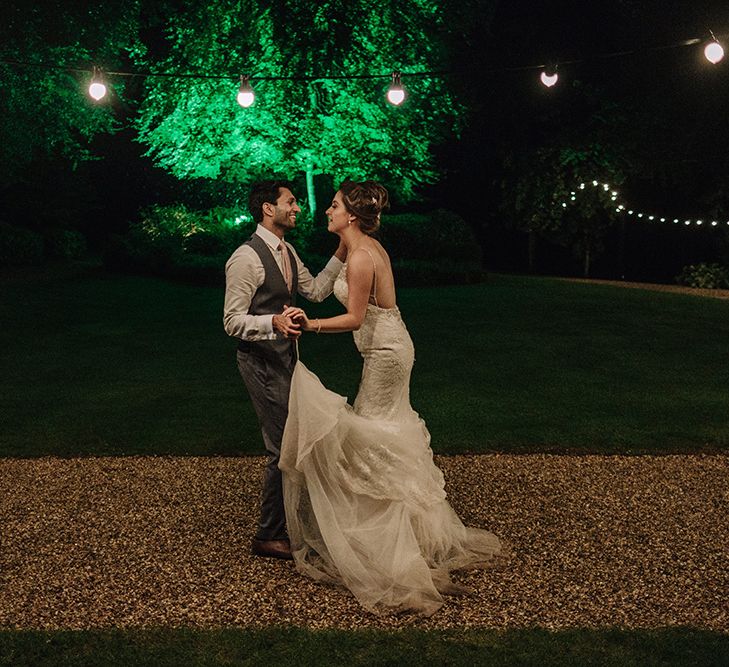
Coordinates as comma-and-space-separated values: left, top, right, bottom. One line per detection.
1, 0, 728, 282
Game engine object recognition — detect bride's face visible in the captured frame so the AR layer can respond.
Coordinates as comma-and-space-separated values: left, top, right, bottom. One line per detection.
326, 191, 354, 233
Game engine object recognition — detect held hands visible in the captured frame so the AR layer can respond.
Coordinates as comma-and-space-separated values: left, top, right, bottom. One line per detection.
272, 306, 302, 338
282, 306, 312, 332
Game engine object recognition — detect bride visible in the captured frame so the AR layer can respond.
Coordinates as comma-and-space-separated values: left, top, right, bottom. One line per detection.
279, 179, 502, 616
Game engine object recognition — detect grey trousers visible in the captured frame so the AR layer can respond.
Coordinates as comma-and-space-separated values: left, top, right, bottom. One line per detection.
236, 346, 295, 541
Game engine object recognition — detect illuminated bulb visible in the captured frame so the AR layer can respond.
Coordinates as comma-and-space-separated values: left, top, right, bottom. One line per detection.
88, 66, 107, 101
89, 82, 106, 100
540, 71, 558, 87
579, 183, 585, 189
237, 75, 255, 107
628, 210, 634, 215
637, 213, 643, 218
685, 220, 691, 225
387, 72, 406, 105
648, 215, 654, 220
712, 221, 718, 226
592, 180, 598, 186
673, 219, 679, 223
705, 40, 724, 64
697, 220, 703, 225
660, 218, 666, 222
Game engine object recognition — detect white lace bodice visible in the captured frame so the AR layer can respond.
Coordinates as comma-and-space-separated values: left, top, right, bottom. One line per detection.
333, 263, 415, 420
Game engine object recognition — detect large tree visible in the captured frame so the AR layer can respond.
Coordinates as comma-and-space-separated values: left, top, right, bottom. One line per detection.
134, 0, 463, 217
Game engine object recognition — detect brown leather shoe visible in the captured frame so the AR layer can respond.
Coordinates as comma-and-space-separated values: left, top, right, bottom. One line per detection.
251, 538, 293, 560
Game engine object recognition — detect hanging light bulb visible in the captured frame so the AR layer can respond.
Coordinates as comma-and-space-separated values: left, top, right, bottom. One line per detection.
704, 32, 725, 64
237, 75, 255, 107
540, 65, 558, 88
387, 72, 406, 106
88, 66, 107, 101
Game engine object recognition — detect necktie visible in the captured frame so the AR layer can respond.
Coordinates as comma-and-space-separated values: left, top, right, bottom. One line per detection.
278, 242, 293, 293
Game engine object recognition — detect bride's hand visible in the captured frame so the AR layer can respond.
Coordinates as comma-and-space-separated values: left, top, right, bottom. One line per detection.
282, 306, 311, 331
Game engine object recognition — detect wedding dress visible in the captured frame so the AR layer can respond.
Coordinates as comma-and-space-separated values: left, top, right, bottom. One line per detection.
279, 257, 502, 616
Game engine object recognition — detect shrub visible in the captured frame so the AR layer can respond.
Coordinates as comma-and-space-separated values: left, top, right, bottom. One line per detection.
45, 229, 87, 260
676, 263, 729, 289
379, 210, 482, 266
103, 204, 251, 283
106, 204, 485, 287
0, 223, 44, 267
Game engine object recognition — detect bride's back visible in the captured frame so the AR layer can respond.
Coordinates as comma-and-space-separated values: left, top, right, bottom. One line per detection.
359, 241, 397, 309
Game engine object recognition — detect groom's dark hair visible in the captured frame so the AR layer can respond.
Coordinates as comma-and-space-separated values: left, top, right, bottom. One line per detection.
249, 180, 294, 223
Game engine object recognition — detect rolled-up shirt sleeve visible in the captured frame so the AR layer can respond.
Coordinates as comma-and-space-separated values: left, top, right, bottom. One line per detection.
291, 245, 343, 303
223, 245, 276, 340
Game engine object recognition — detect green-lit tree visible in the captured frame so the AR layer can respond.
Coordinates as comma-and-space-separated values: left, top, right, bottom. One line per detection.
134, 0, 463, 217
0, 1, 141, 185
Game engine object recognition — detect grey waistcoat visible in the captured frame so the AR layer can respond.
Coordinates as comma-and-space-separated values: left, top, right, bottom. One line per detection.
237, 233, 298, 359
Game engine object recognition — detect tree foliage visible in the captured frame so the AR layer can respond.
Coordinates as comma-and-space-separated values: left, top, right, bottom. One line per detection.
500, 85, 636, 275
134, 0, 463, 210
0, 1, 142, 184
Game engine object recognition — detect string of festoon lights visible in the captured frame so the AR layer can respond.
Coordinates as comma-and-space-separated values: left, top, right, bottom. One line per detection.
562, 180, 729, 228
0, 29, 725, 104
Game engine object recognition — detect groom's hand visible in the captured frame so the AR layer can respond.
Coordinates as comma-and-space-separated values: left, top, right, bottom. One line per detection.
282, 306, 309, 331
272, 310, 301, 338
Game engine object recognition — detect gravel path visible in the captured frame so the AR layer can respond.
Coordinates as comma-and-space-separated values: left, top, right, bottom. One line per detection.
0, 455, 726, 631
558, 277, 729, 300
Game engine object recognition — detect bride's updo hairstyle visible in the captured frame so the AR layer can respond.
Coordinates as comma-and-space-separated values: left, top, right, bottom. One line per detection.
339, 179, 389, 235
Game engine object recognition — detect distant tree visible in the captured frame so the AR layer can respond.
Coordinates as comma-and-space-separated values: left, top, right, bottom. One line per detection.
134, 0, 463, 218
509, 142, 625, 277
501, 86, 635, 276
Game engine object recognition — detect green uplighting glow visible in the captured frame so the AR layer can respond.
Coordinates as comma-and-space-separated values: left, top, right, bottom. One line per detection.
231, 214, 252, 226
135, 0, 462, 207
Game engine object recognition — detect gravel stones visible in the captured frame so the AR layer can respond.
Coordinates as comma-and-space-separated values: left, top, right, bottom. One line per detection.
0, 454, 726, 631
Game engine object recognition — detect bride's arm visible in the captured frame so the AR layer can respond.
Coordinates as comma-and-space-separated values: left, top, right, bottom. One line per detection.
285, 251, 373, 333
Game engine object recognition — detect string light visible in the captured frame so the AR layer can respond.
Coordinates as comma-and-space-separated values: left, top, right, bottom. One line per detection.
540, 65, 558, 88
387, 71, 406, 105
704, 31, 725, 64
1, 27, 727, 107
560, 180, 728, 228
88, 66, 107, 101
236, 75, 254, 107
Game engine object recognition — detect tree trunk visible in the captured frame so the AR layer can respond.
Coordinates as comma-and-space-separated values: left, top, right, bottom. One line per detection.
305, 159, 316, 219
305, 84, 319, 220
583, 243, 591, 277
528, 230, 537, 273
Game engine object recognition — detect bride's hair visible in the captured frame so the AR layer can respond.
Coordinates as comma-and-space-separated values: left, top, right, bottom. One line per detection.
339, 179, 389, 235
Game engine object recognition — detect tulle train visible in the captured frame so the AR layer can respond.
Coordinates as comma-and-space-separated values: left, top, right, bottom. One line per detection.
280, 361, 502, 616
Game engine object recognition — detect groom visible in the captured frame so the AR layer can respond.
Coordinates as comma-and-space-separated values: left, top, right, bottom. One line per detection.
224, 180, 346, 560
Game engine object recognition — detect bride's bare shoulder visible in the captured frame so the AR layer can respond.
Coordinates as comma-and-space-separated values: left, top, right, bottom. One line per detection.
371, 239, 393, 267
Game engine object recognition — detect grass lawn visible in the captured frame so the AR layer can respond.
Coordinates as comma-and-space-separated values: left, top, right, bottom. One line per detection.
1, 627, 727, 666
1, 264, 727, 457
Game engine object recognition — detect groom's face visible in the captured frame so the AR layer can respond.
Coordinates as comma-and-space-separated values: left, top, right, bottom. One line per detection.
271, 187, 301, 232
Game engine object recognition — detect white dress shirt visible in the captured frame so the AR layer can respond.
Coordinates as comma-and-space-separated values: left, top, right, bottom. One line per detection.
224, 224, 343, 340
